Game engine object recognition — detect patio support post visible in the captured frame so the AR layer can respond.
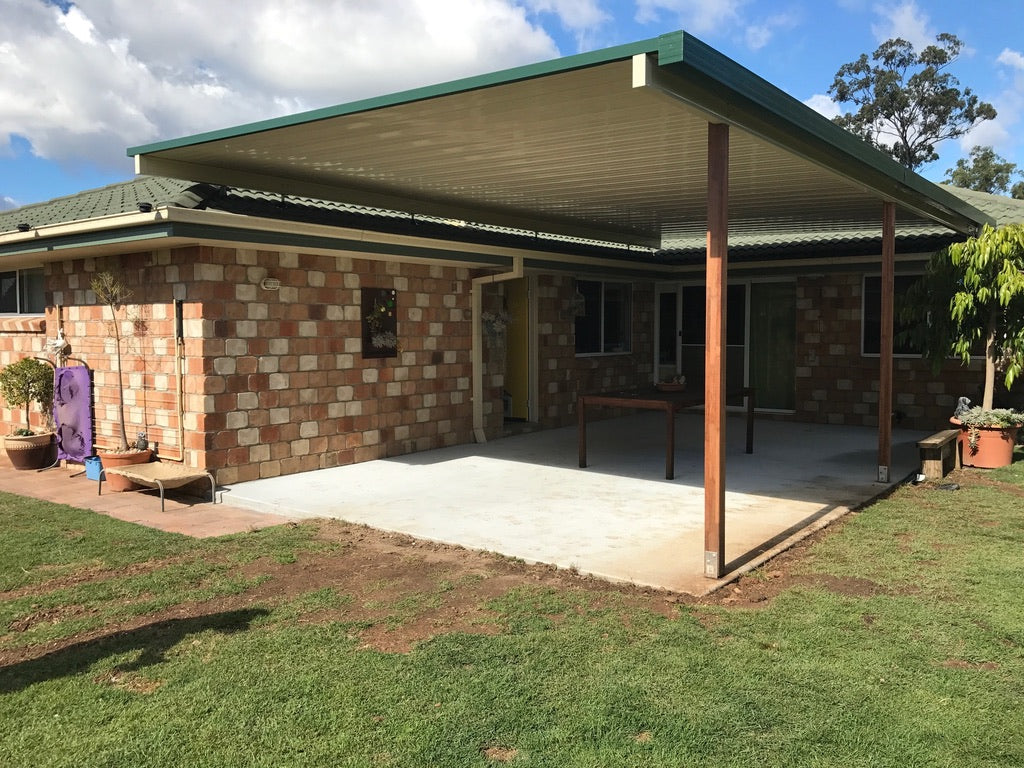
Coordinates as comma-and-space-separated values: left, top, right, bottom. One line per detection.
878, 202, 895, 482
704, 122, 729, 578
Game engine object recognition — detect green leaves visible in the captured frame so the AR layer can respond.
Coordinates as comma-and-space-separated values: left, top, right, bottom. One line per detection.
828, 33, 996, 169
901, 224, 1024, 399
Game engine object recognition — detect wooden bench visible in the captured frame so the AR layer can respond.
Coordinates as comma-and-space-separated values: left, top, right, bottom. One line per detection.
98, 462, 217, 512
917, 428, 961, 480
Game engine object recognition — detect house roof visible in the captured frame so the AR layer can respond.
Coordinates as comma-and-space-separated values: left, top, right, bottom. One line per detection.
1, 174, 1021, 274
129, 31, 992, 252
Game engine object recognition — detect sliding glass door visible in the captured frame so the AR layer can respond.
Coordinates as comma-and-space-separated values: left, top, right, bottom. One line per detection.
655, 280, 795, 411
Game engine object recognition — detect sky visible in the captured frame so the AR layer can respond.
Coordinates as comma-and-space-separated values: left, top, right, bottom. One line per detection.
2, 0, 1023, 211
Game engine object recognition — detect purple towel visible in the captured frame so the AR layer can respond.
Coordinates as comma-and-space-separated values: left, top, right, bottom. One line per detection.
53, 366, 93, 463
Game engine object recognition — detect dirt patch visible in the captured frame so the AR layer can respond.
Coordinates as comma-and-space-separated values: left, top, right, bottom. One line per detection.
0, 511, 896, 663
482, 745, 519, 762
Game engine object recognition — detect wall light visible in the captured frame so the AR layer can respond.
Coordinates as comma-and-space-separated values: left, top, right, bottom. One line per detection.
260, 277, 282, 291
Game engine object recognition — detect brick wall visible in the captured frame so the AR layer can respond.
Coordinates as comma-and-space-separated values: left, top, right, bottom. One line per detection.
38, 246, 480, 482
0, 316, 49, 433
533, 275, 655, 428
795, 273, 986, 431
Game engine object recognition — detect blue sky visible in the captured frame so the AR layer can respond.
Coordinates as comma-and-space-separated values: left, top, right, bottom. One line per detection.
2, 0, 1023, 210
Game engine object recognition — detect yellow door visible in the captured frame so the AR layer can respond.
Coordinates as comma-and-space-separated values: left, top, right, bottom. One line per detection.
505, 278, 530, 421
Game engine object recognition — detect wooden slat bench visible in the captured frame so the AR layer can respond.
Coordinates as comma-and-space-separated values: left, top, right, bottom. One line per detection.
98, 462, 217, 512
917, 428, 961, 480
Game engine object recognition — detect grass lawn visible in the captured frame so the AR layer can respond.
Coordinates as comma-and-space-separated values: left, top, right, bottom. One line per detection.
1, 455, 1023, 767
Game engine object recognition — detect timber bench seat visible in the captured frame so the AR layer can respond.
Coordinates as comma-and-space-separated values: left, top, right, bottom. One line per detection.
917, 428, 961, 480
98, 462, 217, 512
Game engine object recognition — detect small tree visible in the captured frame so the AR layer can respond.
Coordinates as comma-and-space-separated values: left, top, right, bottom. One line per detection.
945, 145, 1022, 196
901, 224, 1024, 410
90, 271, 132, 451
0, 358, 54, 435
829, 34, 996, 170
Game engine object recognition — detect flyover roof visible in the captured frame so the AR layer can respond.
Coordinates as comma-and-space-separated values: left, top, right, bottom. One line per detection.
129, 31, 992, 254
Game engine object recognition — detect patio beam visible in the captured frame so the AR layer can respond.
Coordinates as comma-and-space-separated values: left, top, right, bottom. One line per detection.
704, 122, 728, 578
878, 201, 895, 482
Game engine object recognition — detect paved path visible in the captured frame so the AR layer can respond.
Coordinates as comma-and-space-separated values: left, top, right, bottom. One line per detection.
0, 460, 295, 538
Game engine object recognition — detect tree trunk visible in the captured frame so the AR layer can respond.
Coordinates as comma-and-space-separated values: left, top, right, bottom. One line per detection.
983, 309, 998, 410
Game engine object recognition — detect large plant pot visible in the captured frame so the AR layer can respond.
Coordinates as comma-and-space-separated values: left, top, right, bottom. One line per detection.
4, 433, 55, 470
100, 448, 153, 491
951, 418, 1019, 469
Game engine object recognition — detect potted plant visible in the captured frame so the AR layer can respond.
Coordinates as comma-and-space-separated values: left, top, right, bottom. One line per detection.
90, 271, 151, 489
0, 357, 55, 470
902, 223, 1024, 467
952, 406, 1024, 468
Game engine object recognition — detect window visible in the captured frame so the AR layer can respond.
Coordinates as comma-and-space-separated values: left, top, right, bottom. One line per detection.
574, 280, 631, 354
862, 274, 921, 356
0, 268, 44, 314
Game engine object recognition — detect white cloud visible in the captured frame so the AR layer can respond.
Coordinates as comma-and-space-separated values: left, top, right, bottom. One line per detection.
997, 48, 1024, 71
0, 0, 559, 175
525, 0, 610, 47
870, 0, 934, 50
744, 12, 798, 52
0, 195, 17, 211
635, 0, 745, 36
804, 93, 842, 120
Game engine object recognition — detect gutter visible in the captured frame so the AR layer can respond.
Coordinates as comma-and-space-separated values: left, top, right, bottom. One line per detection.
471, 256, 524, 443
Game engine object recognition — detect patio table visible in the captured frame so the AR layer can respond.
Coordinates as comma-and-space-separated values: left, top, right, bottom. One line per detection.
577, 386, 755, 479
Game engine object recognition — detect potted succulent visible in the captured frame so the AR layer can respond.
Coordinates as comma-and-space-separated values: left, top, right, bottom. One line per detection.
902, 223, 1024, 468
90, 271, 151, 489
0, 357, 55, 470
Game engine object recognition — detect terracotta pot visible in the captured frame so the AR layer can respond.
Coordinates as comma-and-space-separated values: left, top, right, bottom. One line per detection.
4, 433, 55, 470
951, 417, 1020, 469
100, 448, 153, 491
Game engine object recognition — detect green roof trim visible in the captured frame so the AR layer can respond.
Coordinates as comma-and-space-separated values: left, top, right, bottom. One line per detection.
127, 36, 663, 158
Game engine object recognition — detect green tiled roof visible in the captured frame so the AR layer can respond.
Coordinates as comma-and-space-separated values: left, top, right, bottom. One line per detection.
937, 185, 1024, 226
0, 177, 196, 231
1, 176, 1022, 264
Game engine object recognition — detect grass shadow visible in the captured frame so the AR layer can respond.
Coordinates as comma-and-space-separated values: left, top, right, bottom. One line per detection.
0, 608, 268, 694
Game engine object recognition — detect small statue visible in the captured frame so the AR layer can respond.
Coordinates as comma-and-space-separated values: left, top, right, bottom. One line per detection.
953, 397, 971, 417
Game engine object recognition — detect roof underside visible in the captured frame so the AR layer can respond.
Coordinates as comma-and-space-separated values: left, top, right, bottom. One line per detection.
124, 32, 990, 253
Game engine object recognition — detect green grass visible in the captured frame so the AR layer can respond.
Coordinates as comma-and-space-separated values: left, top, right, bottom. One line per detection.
1, 465, 1023, 767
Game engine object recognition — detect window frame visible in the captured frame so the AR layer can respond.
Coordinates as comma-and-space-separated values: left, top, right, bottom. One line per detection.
574, 279, 633, 356
0, 267, 45, 315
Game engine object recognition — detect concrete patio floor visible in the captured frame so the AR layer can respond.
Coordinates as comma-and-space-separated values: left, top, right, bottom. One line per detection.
222, 413, 926, 595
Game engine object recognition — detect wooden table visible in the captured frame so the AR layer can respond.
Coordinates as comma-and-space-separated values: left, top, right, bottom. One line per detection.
577, 387, 755, 479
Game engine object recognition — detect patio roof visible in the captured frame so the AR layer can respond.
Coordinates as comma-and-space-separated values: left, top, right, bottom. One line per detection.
130, 31, 992, 252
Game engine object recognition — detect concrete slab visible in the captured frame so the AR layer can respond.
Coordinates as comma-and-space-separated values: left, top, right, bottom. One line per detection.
222, 413, 925, 595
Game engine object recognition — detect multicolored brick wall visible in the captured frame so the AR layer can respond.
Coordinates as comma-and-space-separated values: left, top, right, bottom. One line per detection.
39, 246, 481, 483
0, 316, 50, 433
794, 273, 985, 431
1, 249, 1007, 481
533, 274, 656, 428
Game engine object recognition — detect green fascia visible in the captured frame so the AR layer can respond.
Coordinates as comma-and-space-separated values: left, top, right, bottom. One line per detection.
126, 36, 664, 157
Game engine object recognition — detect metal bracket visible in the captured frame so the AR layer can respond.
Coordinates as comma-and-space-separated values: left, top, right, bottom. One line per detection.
877, 465, 890, 483
704, 551, 719, 578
